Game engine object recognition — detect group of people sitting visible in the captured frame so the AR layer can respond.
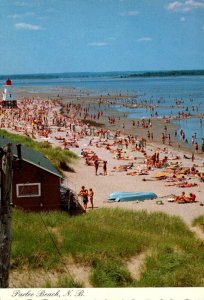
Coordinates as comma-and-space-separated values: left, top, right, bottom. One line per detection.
171, 191, 196, 203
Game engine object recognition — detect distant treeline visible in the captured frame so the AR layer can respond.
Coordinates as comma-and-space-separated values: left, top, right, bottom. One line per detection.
0, 70, 204, 81
122, 70, 204, 78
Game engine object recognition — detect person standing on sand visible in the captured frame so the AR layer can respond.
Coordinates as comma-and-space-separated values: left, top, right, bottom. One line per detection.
103, 160, 107, 176
89, 188, 94, 210
83, 188, 89, 211
78, 186, 89, 212
194, 142, 199, 154
94, 159, 99, 175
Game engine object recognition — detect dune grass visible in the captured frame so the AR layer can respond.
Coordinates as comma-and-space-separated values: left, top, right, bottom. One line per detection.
11, 208, 204, 287
192, 215, 204, 232
43, 276, 83, 288
0, 129, 78, 172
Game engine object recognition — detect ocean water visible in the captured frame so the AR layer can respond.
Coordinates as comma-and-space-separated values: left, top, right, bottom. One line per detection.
174, 118, 204, 146
1, 72, 204, 145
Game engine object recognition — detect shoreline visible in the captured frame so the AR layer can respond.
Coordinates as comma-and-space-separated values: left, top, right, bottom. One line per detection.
60, 91, 204, 156
0, 86, 204, 225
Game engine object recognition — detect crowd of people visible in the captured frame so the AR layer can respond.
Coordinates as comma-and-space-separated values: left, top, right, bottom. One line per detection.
1, 94, 203, 212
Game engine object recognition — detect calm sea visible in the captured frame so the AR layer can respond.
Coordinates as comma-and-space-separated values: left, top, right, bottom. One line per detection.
1, 72, 204, 145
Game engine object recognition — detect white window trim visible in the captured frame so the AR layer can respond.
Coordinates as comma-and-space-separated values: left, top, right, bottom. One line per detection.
16, 183, 41, 198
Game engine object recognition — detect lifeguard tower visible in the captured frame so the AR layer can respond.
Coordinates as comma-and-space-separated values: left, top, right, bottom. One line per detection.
1, 78, 17, 108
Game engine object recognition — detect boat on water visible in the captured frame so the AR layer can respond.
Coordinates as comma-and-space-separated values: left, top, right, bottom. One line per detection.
108, 191, 157, 202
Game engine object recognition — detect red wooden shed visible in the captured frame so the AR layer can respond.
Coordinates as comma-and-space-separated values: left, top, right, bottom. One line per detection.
0, 136, 62, 212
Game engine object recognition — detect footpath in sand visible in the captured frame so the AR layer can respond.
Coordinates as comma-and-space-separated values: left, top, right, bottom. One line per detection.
0, 90, 204, 226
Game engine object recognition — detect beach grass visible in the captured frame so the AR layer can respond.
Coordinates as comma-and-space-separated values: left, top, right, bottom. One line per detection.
11, 210, 63, 269
0, 129, 78, 171
192, 215, 204, 232
43, 276, 83, 288
90, 257, 133, 287
11, 208, 204, 287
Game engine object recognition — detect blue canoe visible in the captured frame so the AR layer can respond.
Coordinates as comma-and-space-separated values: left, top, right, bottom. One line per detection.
108, 191, 157, 202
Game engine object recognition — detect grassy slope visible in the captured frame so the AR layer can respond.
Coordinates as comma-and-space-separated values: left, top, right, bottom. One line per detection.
0, 129, 78, 172
11, 208, 204, 287
193, 216, 204, 232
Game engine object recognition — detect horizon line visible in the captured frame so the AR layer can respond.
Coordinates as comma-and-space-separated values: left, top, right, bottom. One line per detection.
1, 68, 204, 77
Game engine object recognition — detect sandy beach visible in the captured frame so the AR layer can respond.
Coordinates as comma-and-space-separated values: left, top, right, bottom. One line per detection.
1, 86, 204, 226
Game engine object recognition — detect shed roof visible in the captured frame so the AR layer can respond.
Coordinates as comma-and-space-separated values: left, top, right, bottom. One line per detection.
0, 136, 62, 178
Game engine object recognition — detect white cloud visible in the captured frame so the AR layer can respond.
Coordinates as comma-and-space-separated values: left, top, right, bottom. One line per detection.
8, 14, 22, 19
167, 1, 182, 10
202, 25, 204, 30
167, 0, 204, 11
186, 0, 204, 8
180, 16, 186, 21
14, 1, 32, 7
15, 22, 43, 30
119, 10, 138, 16
88, 42, 108, 47
138, 37, 152, 42
8, 12, 35, 19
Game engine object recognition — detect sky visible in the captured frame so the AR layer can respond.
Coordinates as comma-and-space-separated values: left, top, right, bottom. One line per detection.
0, 0, 204, 75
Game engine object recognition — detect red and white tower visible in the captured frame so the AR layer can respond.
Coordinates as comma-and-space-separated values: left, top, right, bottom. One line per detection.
1, 78, 17, 108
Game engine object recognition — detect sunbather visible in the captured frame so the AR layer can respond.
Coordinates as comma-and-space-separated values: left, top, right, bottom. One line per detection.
173, 191, 187, 202
186, 193, 196, 202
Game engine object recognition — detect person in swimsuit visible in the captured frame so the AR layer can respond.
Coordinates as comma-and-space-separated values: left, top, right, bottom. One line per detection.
89, 188, 94, 210
174, 191, 187, 202
94, 159, 99, 175
103, 160, 107, 176
78, 186, 89, 212
83, 188, 89, 211
186, 193, 196, 202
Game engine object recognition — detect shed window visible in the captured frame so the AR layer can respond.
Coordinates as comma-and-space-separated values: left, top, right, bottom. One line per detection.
16, 183, 41, 198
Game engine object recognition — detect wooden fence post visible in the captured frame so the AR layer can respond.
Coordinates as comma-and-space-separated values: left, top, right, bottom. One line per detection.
0, 143, 13, 288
